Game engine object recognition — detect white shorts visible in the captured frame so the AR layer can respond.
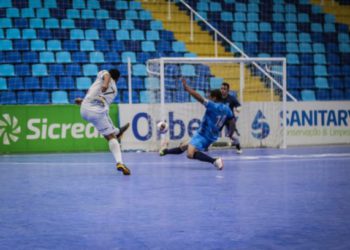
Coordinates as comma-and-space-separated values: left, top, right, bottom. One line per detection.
80, 106, 118, 136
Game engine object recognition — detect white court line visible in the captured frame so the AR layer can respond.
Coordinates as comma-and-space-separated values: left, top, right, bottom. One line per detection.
223, 153, 350, 161
1, 153, 350, 166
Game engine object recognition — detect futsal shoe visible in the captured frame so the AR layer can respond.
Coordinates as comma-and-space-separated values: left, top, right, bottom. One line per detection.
159, 148, 166, 156
235, 143, 243, 154
214, 158, 224, 170
117, 163, 131, 175
116, 122, 130, 141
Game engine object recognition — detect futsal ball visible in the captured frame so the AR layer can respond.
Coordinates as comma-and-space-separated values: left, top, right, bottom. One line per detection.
157, 121, 168, 132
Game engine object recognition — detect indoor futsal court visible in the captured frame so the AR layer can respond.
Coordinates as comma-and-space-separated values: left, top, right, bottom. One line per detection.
1, 145, 350, 249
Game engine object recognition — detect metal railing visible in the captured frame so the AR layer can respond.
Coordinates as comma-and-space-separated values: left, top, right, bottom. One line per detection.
165, 0, 298, 102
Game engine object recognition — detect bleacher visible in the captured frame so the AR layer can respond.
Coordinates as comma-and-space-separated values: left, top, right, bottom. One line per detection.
1, 0, 350, 104
179, 0, 350, 101
0, 0, 200, 104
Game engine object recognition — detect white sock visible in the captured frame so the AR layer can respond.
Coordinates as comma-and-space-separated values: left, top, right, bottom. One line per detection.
108, 138, 123, 164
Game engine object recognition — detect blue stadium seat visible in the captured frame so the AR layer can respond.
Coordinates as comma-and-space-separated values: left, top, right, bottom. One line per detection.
145, 77, 160, 90
30, 18, 43, 28
45, 18, 59, 28
15, 64, 31, 76
314, 65, 327, 76
0, 18, 12, 28
7, 8, 20, 18
70, 29, 85, 40
66, 64, 82, 76
122, 52, 136, 63
142, 41, 156, 52
76, 77, 91, 90
85, 29, 99, 40
6, 28, 21, 39
172, 41, 187, 52
62, 40, 78, 51
116, 30, 129, 40
89, 52, 104, 63
210, 77, 223, 89
32, 64, 48, 76
56, 52, 71, 63
40, 52, 55, 63
5, 52, 21, 63
181, 65, 196, 77
331, 89, 345, 100
33, 91, 50, 104
81, 9, 95, 19
150, 20, 163, 30
17, 91, 34, 104
286, 33, 298, 42
24, 77, 40, 90
22, 8, 35, 18
61, 19, 75, 29
287, 54, 299, 65
8, 77, 24, 90
42, 76, 57, 90
0, 64, 15, 76
121, 20, 134, 30
126, 10, 138, 20
37, 8, 50, 18
146, 30, 160, 41
0, 78, 7, 90
301, 90, 316, 101
83, 64, 98, 76
104, 52, 120, 63
196, 65, 211, 77
49, 64, 65, 76
67, 9, 80, 19
96, 9, 109, 19
47, 40, 61, 51
131, 30, 145, 41
52, 90, 69, 104
315, 77, 329, 89
80, 40, 95, 51
0, 40, 13, 50
132, 77, 144, 90
31, 39, 46, 51
59, 77, 75, 89
115, 1, 128, 10
316, 89, 331, 100
285, 23, 297, 32
132, 64, 147, 77
106, 19, 119, 30
0, 91, 16, 104
165, 65, 180, 77
260, 22, 272, 32
69, 90, 85, 103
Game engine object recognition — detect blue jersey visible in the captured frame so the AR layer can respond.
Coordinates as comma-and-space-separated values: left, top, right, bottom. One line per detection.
197, 100, 233, 142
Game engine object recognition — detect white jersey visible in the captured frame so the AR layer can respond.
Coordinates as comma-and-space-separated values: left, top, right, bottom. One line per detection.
82, 70, 118, 113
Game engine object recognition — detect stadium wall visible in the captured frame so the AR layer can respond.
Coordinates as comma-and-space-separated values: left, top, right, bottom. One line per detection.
119, 102, 350, 151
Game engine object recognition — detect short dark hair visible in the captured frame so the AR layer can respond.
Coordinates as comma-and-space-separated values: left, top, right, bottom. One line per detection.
222, 82, 230, 89
109, 69, 120, 81
210, 89, 223, 102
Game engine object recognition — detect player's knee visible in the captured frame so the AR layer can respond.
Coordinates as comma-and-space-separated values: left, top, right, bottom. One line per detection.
186, 152, 194, 159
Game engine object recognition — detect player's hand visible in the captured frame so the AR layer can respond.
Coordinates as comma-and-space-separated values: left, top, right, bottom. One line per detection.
74, 98, 83, 105
101, 85, 108, 92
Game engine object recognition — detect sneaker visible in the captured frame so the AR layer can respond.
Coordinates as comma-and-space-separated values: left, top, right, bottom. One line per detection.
159, 148, 167, 156
116, 163, 131, 175
213, 158, 224, 170
116, 123, 130, 140
236, 149, 243, 154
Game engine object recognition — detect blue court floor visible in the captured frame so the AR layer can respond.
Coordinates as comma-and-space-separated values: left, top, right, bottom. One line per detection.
1, 145, 350, 250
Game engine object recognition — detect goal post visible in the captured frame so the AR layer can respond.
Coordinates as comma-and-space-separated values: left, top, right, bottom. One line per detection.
144, 57, 288, 150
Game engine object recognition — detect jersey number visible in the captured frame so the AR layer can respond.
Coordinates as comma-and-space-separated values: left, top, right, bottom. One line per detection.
215, 115, 227, 128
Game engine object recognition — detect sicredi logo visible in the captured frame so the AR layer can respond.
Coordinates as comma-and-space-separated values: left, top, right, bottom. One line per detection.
251, 110, 270, 140
0, 114, 21, 145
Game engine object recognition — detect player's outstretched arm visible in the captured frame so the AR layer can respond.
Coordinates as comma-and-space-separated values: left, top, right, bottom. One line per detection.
181, 78, 204, 104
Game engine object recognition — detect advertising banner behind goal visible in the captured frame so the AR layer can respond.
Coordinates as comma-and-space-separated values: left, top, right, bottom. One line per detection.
0, 105, 119, 154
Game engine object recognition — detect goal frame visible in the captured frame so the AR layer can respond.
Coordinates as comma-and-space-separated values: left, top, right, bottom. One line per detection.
146, 57, 288, 149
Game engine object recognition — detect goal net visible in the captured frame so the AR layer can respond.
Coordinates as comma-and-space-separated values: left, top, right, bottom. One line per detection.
144, 57, 287, 151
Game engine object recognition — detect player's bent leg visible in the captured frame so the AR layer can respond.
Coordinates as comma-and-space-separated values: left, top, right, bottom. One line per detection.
159, 146, 185, 156
116, 122, 130, 141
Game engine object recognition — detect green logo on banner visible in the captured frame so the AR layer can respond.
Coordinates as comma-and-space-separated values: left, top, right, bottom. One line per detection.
0, 114, 21, 145
0, 105, 119, 153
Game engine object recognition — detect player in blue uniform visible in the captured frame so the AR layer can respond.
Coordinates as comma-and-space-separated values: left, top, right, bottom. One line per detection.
160, 78, 234, 170
220, 82, 243, 154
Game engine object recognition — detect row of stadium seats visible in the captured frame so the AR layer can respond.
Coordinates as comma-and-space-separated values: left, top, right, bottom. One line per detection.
0, 18, 163, 30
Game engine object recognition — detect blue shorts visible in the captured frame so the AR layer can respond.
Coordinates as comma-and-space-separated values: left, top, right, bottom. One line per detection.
189, 132, 214, 151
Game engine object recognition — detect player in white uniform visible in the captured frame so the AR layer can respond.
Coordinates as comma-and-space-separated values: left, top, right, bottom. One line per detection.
76, 69, 131, 175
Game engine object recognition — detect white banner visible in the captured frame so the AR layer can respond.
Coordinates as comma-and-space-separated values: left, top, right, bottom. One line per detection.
119, 102, 350, 151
